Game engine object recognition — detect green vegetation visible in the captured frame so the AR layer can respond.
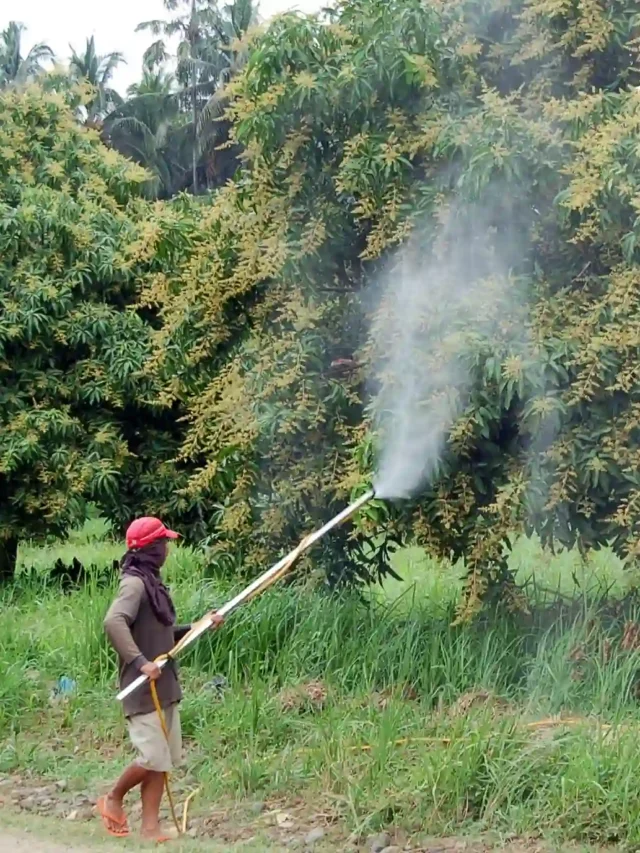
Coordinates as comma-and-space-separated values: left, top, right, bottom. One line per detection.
2, 0, 640, 607
3, 530, 640, 846
0, 87, 207, 580
2, 1, 640, 843
0, 21, 52, 88
141, 0, 640, 611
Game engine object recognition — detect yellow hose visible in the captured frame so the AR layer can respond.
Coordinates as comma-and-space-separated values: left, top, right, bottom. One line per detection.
149, 675, 181, 835
143, 531, 324, 835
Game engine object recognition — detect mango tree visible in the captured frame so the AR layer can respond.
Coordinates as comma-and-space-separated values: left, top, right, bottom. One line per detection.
0, 85, 209, 579
148, 0, 640, 610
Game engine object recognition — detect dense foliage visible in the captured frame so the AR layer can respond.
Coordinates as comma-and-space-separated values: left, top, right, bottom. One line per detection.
0, 85, 211, 579
145, 0, 640, 611
3, 1, 640, 614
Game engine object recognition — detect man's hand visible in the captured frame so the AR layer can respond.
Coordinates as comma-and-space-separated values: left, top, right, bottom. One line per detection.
209, 613, 224, 630
140, 661, 162, 680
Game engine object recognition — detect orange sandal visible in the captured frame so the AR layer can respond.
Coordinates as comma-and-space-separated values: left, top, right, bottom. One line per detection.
96, 795, 130, 837
140, 833, 174, 844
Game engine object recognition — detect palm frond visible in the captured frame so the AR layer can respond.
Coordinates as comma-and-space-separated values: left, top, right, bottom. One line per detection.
164, 20, 188, 38
142, 40, 170, 71
136, 20, 168, 38
24, 43, 54, 65
109, 114, 155, 136
1, 22, 53, 86
128, 67, 177, 97
100, 52, 126, 85
196, 87, 229, 143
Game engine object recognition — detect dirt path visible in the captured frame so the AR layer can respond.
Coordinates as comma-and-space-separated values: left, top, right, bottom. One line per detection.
0, 819, 264, 852
0, 825, 198, 852
0, 829, 95, 852
0, 826, 618, 852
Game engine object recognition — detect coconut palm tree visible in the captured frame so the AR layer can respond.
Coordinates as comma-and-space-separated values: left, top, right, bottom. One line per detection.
0, 22, 53, 88
137, 0, 258, 194
103, 68, 191, 198
69, 36, 125, 123
138, 0, 221, 194
197, 0, 259, 186
212, 0, 258, 44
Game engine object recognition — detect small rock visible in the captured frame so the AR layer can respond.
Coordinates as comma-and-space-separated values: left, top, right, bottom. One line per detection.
369, 833, 392, 853
249, 800, 265, 815
20, 796, 36, 810
276, 811, 295, 829
80, 805, 95, 821
66, 809, 79, 821
305, 827, 325, 845
55, 779, 68, 791
381, 848, 402, 853
187, 828, 198, 838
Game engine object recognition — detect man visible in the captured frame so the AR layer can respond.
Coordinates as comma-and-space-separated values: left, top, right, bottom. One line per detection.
98, 516, 222, 841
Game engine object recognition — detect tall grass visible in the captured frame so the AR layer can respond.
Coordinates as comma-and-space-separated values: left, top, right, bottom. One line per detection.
2, 528, 640, 843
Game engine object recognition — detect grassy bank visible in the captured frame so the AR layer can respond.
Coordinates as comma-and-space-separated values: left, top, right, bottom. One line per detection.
2, 529, 640, 847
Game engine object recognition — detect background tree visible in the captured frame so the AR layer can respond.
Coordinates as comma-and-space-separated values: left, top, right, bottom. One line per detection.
197, 0, 259, 186
136, 0, 258, 194
0, 84, 209, 580
138, 0, 224, 193
69, 36, 124, 124
102, 68, 190, 198
0, 21, 53, 89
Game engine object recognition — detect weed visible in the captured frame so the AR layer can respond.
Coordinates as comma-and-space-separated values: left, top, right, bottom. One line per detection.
2, 531, 640, 844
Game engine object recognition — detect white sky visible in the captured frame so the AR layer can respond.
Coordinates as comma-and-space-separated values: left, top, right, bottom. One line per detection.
2, 0, 326, 94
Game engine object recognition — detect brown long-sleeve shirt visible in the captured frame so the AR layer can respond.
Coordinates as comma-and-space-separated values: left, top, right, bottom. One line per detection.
104, 576, 189, 718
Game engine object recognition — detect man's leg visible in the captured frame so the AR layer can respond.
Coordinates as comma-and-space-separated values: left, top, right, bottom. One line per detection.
109, 763, 148, 811
97, 763, 147, 834
104, 711, 161, 829
138, 705, 179, 840
140, 770, 166, 839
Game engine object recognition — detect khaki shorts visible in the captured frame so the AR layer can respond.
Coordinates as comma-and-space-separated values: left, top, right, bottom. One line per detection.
127, 705, 182, 773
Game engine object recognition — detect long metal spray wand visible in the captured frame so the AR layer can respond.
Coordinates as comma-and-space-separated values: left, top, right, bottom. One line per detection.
117, 489, 375, 702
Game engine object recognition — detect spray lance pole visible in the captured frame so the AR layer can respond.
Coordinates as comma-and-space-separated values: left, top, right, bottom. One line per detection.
117, 489, 375, 703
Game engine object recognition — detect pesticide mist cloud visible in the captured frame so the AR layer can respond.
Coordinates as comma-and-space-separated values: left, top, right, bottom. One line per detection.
370, 202, 525, 501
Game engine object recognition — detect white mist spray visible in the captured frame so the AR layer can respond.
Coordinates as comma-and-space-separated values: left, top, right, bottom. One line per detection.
370, 204, 523, 500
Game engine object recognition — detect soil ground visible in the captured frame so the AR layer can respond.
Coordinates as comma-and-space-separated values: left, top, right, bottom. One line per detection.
0, 745, 621, 853
0, 809, 618, 853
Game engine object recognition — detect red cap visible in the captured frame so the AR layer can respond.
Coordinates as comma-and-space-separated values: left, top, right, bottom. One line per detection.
126, 517, 179, 550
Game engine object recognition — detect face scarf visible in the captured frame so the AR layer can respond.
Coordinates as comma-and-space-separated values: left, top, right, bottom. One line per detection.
121, 540, 176, 627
